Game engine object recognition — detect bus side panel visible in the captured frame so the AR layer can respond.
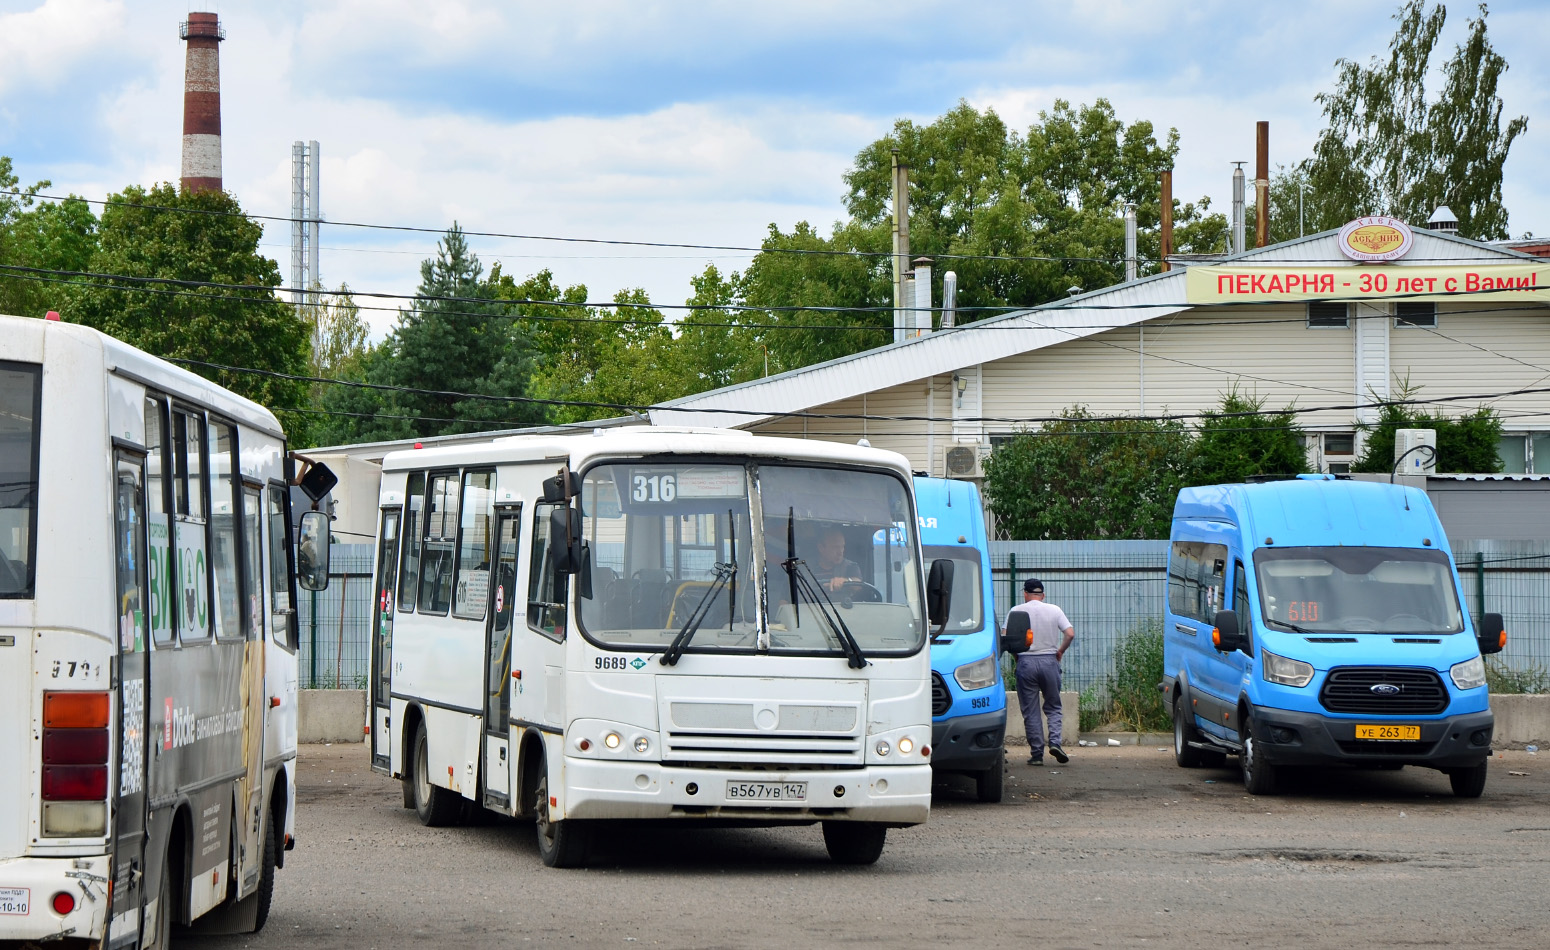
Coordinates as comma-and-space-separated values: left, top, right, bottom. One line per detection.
0, 605, 34, 861
422, 706, 481, 798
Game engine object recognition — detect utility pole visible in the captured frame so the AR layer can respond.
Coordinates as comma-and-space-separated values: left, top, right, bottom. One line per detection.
891, 149, 910, 345
1159, 170, 1173, 272
1254, 121, 1269, 248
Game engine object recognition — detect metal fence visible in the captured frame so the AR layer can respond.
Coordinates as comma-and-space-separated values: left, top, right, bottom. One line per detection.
297, 544, 374, 689
296, 539, 1550, 691
990, 539, 1550, 695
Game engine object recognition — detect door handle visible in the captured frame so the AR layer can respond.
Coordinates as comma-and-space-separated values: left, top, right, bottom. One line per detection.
1174, 622, 1197, 636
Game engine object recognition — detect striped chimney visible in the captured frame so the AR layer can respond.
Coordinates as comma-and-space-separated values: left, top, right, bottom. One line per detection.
178, 12, 225, 194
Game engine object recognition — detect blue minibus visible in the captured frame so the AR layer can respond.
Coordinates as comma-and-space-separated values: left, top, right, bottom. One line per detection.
1163, 475, 1503, 797
913, 476, 1006, 801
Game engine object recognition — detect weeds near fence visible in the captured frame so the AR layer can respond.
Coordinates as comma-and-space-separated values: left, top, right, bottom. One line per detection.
1099, 618, 1169, 732
1486, 659, 1550, 694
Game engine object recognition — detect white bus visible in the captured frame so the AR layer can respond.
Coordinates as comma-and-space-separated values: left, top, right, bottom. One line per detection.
368, 427, 954, 866
0, 315, 331, 947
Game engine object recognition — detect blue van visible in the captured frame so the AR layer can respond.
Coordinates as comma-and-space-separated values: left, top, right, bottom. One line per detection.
1163, 476, 1503, 797
913, 476, 1007, 802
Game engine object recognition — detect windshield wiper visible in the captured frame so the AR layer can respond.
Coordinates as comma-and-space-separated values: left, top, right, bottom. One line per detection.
1265, 618, 1313, 633
781, 557, 868, 669
660, 560, 736, 667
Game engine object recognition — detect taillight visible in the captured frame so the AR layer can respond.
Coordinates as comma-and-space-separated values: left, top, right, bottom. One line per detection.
41, 691, 110, 837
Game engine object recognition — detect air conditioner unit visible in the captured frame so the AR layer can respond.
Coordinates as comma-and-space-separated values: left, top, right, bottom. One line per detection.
943, 443, 985, 479
1395, 428, 1438, 474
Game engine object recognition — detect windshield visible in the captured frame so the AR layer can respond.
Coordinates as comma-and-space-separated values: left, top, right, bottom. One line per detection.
575, 460, 925, 657
760, 465, 924, 655
578, 463, 759, 649
0, 362, 41, 598
923, 545, 984, 634
1253, 546, 1464, 634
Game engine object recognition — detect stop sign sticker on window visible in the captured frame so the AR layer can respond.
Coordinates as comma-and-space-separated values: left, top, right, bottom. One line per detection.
495, 585, 505, 615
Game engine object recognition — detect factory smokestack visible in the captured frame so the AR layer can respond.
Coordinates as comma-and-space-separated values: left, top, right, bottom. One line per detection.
179, 12, 225, 194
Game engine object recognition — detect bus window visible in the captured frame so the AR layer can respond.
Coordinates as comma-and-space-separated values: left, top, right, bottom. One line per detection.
145, 398, 174, 644
243, 486, 264, 638
114, 455, 148, 653
208, 421, 242, 639
527, 502, 567, 640
172, 410, 209, 642
453, 471, 494, 620
268, 485, 297, 651
0, 361, 41, 598
419, 473, 458, 615
397, 472, 425, 614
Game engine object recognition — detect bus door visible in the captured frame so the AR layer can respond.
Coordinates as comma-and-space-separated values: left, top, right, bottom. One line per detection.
370, 508, 401, 772
481, 506, 522, 808
234, 483, 268, 895
111, 450, 151, 941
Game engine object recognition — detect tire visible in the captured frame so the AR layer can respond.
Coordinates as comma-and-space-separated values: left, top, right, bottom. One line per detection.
1173, 696, 1209, 768
975, 749, 1005, 803
1449, 760, 1488, 799
534, 770, 589, 868
251, 813, 277, 932
822, 821, 888, 865
412, 723, 463, 827
1240, 717, 1278, 796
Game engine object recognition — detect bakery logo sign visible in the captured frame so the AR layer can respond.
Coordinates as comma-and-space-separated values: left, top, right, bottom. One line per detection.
1337, 216, 1414, 262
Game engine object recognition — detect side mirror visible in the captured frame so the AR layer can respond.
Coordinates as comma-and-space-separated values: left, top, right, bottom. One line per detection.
1002, 610, 1031, 655
1210, 609, 1241, 653
926, 558, 955, 627
1478, 612, 1506, 655
296, 510, 331, 592
549, 506, 582, 576
541, 471, 580, 504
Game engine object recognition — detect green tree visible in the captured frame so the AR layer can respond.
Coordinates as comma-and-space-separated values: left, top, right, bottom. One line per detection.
1295, 1, 1526, 238
1193, 388, 1308, 483
318, 226, 546, 443
675, 264, 764, 389
1351, 379, 1503, 473
0, 157, 99, 317
63, 183, 309, 415
982, 409, 1194, 540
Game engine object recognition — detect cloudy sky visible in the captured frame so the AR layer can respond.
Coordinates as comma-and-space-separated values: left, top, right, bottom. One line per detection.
3, 0, 1547, 336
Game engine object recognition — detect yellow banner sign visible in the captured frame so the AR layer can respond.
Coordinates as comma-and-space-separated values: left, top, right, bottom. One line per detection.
1185, 264, 1547, 304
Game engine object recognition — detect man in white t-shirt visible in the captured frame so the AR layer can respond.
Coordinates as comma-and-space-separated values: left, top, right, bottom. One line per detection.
1007, 577, 1075, 766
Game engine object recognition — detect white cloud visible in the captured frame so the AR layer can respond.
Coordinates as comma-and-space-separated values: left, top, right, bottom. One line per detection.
0, 0, 125, 96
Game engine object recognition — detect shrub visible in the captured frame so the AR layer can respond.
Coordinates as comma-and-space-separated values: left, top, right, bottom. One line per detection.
1485, 659, 1550, 695
1104, 618, 1169, 732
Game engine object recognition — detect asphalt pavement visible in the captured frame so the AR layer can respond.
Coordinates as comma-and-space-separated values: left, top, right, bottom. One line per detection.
183, 743, 1550, 949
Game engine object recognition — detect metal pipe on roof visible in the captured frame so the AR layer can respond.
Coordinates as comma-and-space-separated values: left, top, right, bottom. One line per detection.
1124, 202, 1138, 282
941, 271, 957, 329
913, 257, 933, 336
1232, 162, 1246, 255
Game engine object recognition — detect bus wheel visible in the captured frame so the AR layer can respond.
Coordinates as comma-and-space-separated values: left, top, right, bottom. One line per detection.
1449, 760, 1488, 798
412, 722, 463, 827
975, 750, 1004, 803
252, 814, 277, 932
822, 821, 887, 865
1240, 719, 1278, 796
534, 771, 589, 868
1174, 697, 1223, 768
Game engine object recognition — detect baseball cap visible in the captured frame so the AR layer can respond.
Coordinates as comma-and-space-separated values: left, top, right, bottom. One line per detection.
1023, 578, 1044, 594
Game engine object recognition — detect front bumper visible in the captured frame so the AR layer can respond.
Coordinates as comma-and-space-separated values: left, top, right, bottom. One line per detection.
0, 854, 110, 943
562, 758, 931, 825
930, 709, 1006, 772
1250, 706, 1494, 769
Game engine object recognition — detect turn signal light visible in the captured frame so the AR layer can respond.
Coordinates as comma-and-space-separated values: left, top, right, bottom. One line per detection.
43, 692, 110, 728
1211, 628, 1222, 648
1500, 631, 1508, 650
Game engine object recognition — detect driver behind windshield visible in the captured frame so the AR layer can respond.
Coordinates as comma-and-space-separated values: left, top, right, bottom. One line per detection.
812, 525, 862, 592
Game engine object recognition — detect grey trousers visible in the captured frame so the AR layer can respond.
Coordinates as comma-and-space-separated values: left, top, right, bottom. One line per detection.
1015, 653, 1062, 756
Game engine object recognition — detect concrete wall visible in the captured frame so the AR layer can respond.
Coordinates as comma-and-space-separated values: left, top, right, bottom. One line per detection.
296, 689, 1550, 749
299, 689, 366, 743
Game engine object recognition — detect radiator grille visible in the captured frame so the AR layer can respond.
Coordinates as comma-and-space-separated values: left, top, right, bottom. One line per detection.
663, 700, 863, 767
931, 672, 951, 717
1319, 667, 1449, 715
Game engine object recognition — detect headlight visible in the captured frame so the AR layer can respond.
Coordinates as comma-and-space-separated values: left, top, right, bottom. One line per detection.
954, 655, 998, 691
1261, 649, 1315, 688
603, 732, 621, 749
1451, 656, 1487, 690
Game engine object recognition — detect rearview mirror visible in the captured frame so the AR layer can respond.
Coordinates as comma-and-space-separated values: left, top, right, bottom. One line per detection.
1002, 610, 1031, 655
541, 471, 580, 504
549, 506, 582, 576
926, 558, 954, 628
296, 510, 331, 592
1478, 612, 1506, 655
1210, 609, 1241, 653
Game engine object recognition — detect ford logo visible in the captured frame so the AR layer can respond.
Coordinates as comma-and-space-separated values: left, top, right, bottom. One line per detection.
1370, 683, 1402, 695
